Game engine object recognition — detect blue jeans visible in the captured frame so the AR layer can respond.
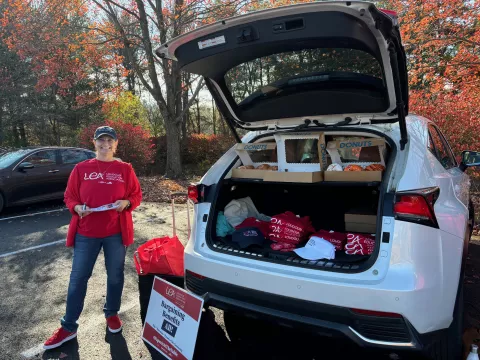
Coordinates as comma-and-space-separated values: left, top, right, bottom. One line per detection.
61, 233, 126, 332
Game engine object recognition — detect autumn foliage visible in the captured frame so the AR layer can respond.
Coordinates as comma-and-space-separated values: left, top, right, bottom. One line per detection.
379, 0, 480, 162
78, 120, 155, 174
1, 0, 120, 107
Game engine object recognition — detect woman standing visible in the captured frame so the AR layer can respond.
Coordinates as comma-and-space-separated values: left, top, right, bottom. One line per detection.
44, 126, 142, 349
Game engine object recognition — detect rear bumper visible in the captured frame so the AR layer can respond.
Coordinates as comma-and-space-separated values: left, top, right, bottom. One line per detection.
186, 272, 446, 354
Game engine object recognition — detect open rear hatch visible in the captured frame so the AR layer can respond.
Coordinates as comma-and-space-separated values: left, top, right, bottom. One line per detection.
157, 2, 407, 272
156, 1, 409, 148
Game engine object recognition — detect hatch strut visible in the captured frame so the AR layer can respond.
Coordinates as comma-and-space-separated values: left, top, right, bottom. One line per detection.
388, 43, 408, 150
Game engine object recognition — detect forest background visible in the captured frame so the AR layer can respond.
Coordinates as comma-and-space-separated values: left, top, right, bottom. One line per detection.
1, 0, 479, 188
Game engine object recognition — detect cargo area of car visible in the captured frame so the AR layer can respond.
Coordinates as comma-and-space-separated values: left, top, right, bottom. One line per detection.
206, 131, 392, 273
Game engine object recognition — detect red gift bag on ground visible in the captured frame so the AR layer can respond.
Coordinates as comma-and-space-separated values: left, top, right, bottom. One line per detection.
134, 192, 191, 276
134, 235, 185, 276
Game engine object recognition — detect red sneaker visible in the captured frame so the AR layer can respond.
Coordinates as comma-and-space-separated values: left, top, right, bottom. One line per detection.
106, 315, 122, 333
43, 327, 77, 350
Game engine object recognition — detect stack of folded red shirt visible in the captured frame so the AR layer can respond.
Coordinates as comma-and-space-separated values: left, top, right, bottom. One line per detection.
268, 212, 315, 252
345, 233, 375, 255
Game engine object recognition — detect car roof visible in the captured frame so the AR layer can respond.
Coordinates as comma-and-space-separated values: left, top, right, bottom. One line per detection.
10, 146, 94, 152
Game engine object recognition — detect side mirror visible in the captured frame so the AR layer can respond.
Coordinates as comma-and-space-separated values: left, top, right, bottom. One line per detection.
460, 150, 480, 171
18, 162, 34, 171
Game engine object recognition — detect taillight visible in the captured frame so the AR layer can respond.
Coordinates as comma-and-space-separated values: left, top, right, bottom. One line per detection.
379, 9, 398, 18
394, 187, 439, 228
188, 184, 200, 204
351, 308, 402, 318
186, 270, 205, 280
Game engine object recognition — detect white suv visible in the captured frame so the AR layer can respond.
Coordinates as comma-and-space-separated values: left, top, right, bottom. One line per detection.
157, 2, 479, 359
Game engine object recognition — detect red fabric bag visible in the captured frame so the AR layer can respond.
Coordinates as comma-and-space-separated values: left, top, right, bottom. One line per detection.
134, 235, 185, 276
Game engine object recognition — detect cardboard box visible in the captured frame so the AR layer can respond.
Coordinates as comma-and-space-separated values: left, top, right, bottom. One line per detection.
235, 143, 277, 167
317, 132, 329, 171
264, 171, 324, 183
231, 168, 271, 180
326, 137, 386, 166
345, 212, 377, 233
324, 171, 383, 182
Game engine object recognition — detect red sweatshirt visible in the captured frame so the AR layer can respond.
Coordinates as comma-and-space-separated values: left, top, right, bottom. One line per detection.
64, 159, 142, 247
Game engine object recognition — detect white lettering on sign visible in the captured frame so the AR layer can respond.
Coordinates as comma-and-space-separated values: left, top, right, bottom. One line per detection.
153, 336, 179, 357
198, 35, 226, 50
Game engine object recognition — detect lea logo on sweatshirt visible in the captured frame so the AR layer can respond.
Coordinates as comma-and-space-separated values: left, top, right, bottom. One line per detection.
83, 172, 124, 183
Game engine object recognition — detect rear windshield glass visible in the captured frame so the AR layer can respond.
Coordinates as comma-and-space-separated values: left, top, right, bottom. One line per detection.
285, 139, 319, 164
225, 48, 383, 105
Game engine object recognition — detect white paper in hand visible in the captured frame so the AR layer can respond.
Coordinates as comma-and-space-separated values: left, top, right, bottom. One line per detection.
89, 203, 119, 212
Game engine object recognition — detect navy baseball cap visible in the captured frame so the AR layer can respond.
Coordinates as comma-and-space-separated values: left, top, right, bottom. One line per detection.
94, 126, 117, 140
232, 227, 265, 249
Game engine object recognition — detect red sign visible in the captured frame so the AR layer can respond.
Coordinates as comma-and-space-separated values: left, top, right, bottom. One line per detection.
142, 277, 204, 360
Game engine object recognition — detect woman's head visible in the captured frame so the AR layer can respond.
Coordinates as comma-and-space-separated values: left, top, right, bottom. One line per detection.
93, 126, 118, 159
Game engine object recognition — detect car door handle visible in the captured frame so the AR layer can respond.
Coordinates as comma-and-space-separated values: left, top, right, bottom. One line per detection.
49, 170, 59, 173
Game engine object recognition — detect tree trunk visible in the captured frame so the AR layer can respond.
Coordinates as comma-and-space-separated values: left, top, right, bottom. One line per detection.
181, 74, 190, 148
163, 111, 183, 178
12, 124, 19, 147
212, 98, 216, 135
196, 99, 201, 133
0, 103, 3, 145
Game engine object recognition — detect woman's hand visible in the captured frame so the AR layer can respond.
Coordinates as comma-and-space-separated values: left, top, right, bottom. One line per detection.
114, 200, 130, 212
74, 204, 92, 218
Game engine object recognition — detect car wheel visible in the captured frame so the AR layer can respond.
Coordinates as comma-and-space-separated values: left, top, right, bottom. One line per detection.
426, 281, 464, 360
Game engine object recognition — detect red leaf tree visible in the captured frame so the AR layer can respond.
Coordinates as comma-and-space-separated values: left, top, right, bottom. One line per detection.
79, 120, 155, 174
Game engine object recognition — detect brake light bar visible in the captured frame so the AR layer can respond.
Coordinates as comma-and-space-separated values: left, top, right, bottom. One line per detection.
379, 9, 398, 18
186, 270, 205, 280
394, 187, 439, 228
188, 184, 202, 204
351, 308, 402, 318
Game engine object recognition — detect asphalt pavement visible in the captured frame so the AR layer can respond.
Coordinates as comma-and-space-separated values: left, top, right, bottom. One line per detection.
0, 201, 436, 360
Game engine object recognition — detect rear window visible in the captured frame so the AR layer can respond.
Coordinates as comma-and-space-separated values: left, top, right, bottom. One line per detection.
285, 139, 319, 164
225, 48, 384, 105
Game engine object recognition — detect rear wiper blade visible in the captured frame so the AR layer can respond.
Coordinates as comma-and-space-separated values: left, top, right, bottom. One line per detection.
293, 117, 353, 131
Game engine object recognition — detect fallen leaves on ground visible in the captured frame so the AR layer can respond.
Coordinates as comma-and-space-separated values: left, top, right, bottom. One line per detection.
139, 176, 201, 203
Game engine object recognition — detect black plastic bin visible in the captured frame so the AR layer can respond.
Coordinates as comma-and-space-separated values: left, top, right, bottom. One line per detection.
138, 274, 184, 325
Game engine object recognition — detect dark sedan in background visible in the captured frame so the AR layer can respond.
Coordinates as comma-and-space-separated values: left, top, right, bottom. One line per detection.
0, 147, 95, 213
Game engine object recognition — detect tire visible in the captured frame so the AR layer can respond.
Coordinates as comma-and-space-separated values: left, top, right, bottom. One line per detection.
426, 281, 464, 360
0, 193, 4, 213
